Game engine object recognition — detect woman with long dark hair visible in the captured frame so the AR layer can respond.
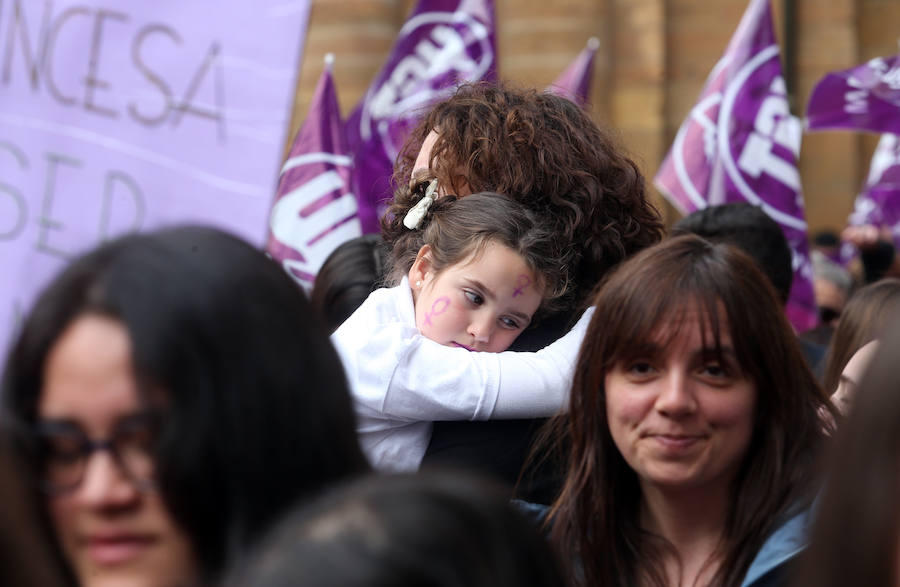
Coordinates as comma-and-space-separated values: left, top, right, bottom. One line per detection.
549, 235, 833, 587
2, 226, 369, 587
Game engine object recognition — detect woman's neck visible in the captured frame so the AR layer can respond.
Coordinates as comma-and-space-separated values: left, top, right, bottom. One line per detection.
639, 482, 731, 587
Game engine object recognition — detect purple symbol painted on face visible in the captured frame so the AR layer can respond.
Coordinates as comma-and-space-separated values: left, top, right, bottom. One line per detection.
513, 274, 533, 298
424, 296, 450, 326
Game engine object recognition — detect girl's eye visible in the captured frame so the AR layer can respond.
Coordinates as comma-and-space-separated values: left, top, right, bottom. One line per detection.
464, 290, 484, 306
499, 316, 521, 330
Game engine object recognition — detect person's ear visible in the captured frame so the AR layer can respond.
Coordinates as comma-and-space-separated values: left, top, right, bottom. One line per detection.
408, 245, 434, 290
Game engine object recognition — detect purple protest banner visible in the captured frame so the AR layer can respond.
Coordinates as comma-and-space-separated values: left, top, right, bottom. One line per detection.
0, 0, 311, 359
547, 37, 599, 107
346, 0, 497, 233
845, 134, 900, 248
266, 54, 360, 292
807, 53, 900, 135
654, 0, 817, 332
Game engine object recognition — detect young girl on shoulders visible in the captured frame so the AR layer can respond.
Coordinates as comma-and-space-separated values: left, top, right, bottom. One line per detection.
332, 185, 593, 472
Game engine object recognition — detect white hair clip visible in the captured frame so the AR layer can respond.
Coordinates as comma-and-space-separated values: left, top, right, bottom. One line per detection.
402, 179, 438, 230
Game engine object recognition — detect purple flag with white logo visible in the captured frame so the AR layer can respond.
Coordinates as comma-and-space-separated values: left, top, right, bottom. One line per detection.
266, 54, 361, 292
845, 133, 900, 248
547, 37, 599, 107
807, 53, 900, 135
654, 0, 817, 332
346, 0, 497, 233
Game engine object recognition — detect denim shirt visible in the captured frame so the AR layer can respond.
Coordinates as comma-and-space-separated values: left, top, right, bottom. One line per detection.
740, 507, 811, 587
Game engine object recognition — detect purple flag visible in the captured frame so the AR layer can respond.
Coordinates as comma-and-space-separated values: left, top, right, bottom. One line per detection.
807, 53, 900, 134
346, 0, 497, 233
845, 133, 900, 248
266, 54, 361, 292
654, 0, 817, 332
547, 37, 599, 107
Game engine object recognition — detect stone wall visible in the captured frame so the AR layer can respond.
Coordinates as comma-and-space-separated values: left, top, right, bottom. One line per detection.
288, 0, 899, 233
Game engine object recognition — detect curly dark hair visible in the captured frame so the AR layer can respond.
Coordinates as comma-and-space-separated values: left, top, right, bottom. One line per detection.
382, 82, 664, 310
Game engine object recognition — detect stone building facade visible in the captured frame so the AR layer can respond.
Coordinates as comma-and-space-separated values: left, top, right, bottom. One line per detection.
288, 0, 900, 232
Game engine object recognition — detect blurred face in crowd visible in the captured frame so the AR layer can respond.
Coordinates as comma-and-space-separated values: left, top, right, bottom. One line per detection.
605, 309, 757, 496
831, 340, 880, 416
813, 276, 847, 325
39, 314, 196, 587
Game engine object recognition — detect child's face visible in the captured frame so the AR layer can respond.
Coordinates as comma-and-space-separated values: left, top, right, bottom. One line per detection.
409, 242, 544, 353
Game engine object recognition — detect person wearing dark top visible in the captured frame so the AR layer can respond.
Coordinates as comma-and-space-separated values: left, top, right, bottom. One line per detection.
380, 82, 664, 502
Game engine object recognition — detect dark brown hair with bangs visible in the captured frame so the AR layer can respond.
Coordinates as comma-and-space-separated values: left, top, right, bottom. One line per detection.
382, 82, 664, 312
548, 235, 833, 587
387, 191, 567, 314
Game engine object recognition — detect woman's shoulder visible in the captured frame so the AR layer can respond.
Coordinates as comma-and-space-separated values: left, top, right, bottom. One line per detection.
510, 499, 550, 525
741, 506, 813, 587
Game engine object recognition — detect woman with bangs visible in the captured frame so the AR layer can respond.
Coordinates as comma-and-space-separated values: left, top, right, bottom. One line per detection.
547, 235, 833, 587
2, 226, 369, 587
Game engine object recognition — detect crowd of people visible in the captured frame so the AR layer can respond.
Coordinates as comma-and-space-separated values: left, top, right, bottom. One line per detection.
3, 82, 900, 587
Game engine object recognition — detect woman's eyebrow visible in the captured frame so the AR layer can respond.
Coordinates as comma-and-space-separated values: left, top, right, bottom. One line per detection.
36, 411, 150, 429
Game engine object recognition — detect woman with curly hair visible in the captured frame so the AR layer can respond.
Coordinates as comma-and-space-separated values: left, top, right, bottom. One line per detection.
384, 82, 664, 314
380, 83, 664, 500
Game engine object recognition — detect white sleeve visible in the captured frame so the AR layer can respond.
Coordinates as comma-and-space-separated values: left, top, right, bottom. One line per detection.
354, 307, 594, 421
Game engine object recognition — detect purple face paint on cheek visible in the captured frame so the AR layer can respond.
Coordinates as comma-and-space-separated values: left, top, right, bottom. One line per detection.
513, 274, 533, 298
424, 296, 451, 326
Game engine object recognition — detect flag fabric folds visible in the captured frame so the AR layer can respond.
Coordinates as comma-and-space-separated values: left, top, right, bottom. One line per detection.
345, 0, 497, 233
654, 0, 817, 332
847, 134, 900, 246
806, 53, 900, 135
266, 54, 361, 292
547, 37, 599, 107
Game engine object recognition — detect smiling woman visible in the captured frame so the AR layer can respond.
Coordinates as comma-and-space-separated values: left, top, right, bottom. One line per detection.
604, 309, 757, 499
547, 235, 834, 587
1, 226, 369, 587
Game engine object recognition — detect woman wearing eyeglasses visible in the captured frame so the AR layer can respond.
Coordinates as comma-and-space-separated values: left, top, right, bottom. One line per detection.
2, 226, 370, 587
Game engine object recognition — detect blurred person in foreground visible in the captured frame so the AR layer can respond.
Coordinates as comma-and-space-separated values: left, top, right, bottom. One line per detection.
1, 226, 369, 587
